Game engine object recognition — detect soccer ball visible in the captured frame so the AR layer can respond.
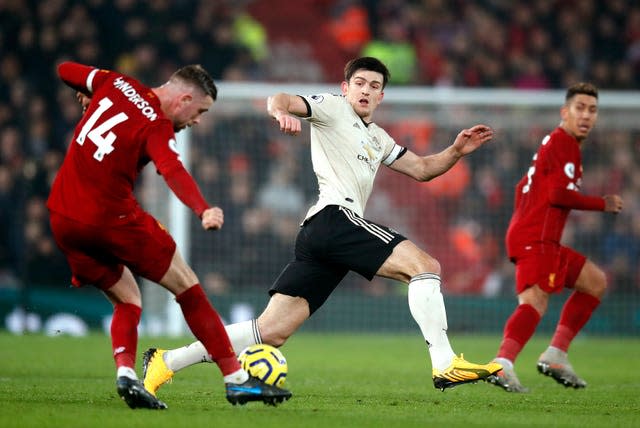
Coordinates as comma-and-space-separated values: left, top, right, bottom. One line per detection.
238, 344, 288, 387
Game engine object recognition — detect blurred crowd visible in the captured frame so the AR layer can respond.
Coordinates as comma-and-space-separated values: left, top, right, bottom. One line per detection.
1, 0, 639, 297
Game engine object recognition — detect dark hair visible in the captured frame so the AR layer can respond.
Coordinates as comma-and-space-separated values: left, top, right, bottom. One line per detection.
171, 64, 217, 100
565, 82, 598, 102
344, 57, 391, 89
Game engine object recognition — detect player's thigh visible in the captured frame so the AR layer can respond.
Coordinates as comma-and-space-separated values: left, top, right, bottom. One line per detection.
310, 206, 406, 281
258, 293, 311, 345
102, 267, 141, 306
111, 212, 177, 284
572, 258, 606, 297
49, 212, 123, 290
269, 259, 347, 316
377, 239, 441, 282
514, 247, 576, 295
157, 248, 198, 295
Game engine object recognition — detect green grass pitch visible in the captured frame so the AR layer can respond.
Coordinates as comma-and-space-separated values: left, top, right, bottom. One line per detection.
1, 332, 638, 428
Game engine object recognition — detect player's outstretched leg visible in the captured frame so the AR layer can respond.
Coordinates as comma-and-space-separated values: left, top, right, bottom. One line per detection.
142, 348, 174, 396
432, 354, 502, 391
486, 358, 529, 393
226, 376, 292, 406
116, 376, 168, 409
536, 347, 587, 388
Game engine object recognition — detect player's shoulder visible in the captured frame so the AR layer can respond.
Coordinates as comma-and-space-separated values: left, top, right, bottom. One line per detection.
104, 75, 166, 124
366, 121, 392, 138
546, 127, 579, 152
304, 93, 344, 105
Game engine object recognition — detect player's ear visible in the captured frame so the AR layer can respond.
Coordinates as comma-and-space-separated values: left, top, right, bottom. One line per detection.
180, 93, 193, 106
560, 105, 568, 121
341, 81, 348, 95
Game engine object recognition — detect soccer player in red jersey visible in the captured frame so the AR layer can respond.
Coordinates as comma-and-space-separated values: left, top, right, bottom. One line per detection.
487, 83, 624, 392
47, 62, 291, 409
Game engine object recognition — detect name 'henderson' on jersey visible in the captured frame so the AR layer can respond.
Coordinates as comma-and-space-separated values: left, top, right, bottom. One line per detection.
47, 63, 195, 226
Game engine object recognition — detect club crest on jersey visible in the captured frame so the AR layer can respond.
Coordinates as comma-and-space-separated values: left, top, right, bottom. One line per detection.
370, 136, 381, 151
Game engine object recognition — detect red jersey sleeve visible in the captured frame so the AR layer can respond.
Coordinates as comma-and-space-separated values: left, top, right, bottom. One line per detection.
548, 188, 605, 210
57, 61, 110, 95
145, 126, 210, 217
545, 130, 605, 211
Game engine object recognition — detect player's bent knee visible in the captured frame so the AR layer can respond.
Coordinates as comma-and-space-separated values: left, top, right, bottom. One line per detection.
588, 268, 607, 297
413, 253, 440, 276
576, 263, 608, 297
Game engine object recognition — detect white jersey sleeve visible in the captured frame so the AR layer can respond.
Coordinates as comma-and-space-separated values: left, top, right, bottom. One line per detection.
300, 93, 405, 220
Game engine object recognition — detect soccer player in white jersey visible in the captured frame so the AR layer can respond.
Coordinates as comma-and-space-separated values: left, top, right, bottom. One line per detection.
143, 57, 501, 394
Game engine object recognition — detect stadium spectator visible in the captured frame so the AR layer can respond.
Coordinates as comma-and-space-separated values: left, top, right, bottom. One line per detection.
487, 83, 624, 393
361, 19, 418, 84
328, 0, 372, 54
142, 56, 502, 395
47, 61, 290, 408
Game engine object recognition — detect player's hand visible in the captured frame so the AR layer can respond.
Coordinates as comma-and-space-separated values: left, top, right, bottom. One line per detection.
77, 91, 91, 113
201, 207, 224, 230
603, 194, 623, 213
452, 124, 494, 156
273, 111, 302, 136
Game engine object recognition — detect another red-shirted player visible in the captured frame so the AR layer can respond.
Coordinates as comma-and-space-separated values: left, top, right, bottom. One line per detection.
47, 62, 291, 409
487, 83, 623, 393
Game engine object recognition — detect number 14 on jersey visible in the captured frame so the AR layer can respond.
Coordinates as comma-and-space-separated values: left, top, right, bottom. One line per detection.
76, 97, 128, 161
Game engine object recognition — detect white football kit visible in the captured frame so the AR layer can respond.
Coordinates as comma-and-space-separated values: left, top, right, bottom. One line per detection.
301, 93, 406, 220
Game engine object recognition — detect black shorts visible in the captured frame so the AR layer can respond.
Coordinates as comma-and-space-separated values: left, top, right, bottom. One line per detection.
269, 205, 407, 314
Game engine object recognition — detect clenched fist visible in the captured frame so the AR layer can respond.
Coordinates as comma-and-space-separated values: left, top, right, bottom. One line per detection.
201, 206, 224, 230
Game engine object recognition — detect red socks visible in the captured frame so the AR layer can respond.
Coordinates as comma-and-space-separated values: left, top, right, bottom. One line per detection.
175, 284, 241, 375
111, 303, 141, 369
551, 291, 600, 352
497, 303, 541, 362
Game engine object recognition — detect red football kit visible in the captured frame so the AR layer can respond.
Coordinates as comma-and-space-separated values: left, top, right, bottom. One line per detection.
505, 127, 605, 293
48, 62, 209, 289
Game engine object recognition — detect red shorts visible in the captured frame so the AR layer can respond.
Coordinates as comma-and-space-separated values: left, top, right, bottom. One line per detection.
512, 244, 586, 294
49, 210, 176, 290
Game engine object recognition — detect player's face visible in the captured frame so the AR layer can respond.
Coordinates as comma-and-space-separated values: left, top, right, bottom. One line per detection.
341, 70, 385, 122
173, 93, 214, 132
560, 94, 598, 141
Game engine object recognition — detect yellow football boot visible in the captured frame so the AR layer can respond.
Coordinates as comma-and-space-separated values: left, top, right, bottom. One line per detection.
432, 354, 502, 391
142, 348, 174, 396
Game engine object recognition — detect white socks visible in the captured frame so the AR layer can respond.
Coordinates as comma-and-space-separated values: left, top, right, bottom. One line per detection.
164, 341, 211, 372
117, 366, 138, 380
494, 357, 514, 369
226, 318, 262, 353
164, 319, 262, 372
223, 368, 249, 384
407, 273, 456, 371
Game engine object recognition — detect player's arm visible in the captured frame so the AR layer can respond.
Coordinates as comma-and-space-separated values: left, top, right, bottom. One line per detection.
548, 188, 622, 213
146, 129, 223, 230
267, 93, 310, 136
545, 141, 623, 213
57, 61, 102, 96
389, 124, 493, 182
